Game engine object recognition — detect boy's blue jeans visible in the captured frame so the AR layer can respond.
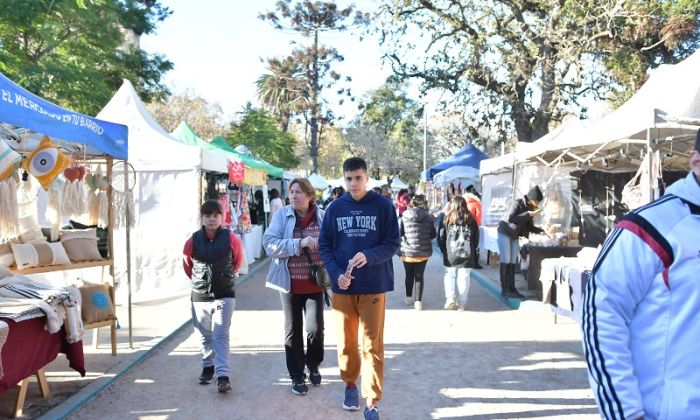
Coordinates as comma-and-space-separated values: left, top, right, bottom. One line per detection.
191, 298, 235, 378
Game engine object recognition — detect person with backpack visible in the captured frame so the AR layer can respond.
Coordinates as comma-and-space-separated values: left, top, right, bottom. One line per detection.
437, 196, 479, 311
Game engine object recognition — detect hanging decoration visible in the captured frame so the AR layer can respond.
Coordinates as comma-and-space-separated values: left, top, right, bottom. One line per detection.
46, 178, 64, 241
60, 156, 88, 219
0, 140, 21, 181
228, 160, 245, 184
243, 167, 267, 186
22, 136, 71, 190
0, 177, 19, 242
237, 186, 252, 232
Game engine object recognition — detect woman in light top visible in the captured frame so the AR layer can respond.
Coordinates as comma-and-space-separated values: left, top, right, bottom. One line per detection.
263, 178, 325, 396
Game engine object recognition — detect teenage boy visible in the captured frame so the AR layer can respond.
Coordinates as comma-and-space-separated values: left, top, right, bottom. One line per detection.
183, 200, 245, 393
319, 157, 401, 420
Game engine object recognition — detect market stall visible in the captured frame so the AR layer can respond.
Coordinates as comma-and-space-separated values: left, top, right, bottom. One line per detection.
97, 80, 200, 306
0, 71, 127, 414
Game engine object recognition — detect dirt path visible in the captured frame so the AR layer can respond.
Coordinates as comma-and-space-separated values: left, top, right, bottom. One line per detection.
68, 257, 598, 419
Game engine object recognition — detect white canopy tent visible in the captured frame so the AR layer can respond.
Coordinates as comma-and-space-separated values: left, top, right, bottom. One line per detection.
390, 177, 408, 189
521, 51, 700, 175
432, 166, 480, 189
97, 80, 202, 304
308, 173, 330, 189
367, 177, 386, 189
479, 118, 585, 228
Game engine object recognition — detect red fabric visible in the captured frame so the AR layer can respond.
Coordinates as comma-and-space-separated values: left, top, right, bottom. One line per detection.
182, 230, 245, 279
465, 194, 482, 226
618, 220, 672, 288
228, 160, 245, 183
0, 316, 85, 394
289, 206, 323, 294
396, 194, 410, 216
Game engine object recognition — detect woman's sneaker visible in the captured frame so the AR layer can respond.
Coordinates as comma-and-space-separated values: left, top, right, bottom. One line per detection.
291, 378, 308, 395
404, 296, 414, 305
444, 301, 457, 310
414, 301, 423, 311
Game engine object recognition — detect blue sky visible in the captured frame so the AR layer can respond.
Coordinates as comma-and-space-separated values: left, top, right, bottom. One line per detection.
140, 0, 392, 121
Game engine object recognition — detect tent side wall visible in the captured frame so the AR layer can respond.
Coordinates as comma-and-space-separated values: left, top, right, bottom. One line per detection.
113, 168, 200, 303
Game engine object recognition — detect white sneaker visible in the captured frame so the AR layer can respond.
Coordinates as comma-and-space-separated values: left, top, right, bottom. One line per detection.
457, 304, 466, 311
414, 301, 422, 311
444, 301, 457, 310
404, 296, 414, 305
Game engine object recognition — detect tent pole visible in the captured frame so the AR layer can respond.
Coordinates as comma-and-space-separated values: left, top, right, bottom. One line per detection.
124, 160, 133, 349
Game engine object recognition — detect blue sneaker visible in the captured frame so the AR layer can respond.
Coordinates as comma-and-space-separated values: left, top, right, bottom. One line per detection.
342, 384, 360, 411
364, 405, 379, 420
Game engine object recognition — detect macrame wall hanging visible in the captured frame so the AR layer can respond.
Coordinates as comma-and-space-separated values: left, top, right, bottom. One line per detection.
0, 140, 21, 241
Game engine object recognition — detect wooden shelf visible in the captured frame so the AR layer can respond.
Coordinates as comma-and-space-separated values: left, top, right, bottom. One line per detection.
9, 259, 113, 275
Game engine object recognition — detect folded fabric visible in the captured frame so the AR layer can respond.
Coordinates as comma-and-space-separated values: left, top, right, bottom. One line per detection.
10, 241, 71, 269
0, 275, 83, 342
60, 228, 103, 262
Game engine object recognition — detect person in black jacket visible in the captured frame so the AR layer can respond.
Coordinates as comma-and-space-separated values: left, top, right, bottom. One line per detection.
438, 196, 479, 311
496, 185, 547, 299
182, 200, 245, 393
399, 194, 436, 310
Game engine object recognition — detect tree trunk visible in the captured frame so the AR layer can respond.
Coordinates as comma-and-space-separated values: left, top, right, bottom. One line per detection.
510, 100, 534, 143
309, 29, 320, 173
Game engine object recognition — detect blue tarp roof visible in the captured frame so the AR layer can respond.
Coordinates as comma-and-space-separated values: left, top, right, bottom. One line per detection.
0, 72, 128, 159
423, 143, 489, 181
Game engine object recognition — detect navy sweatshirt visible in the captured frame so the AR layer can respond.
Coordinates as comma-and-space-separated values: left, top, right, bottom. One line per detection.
319, 190, 400, 295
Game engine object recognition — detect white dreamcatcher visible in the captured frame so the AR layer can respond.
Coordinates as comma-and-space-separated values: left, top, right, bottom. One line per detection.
110, 160, 136, 229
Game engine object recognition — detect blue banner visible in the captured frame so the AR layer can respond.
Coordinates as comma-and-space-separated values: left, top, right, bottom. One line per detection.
0, 72, 128, 159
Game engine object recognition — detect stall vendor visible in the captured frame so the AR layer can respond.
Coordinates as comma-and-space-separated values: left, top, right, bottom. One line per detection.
496, 186, 548, 299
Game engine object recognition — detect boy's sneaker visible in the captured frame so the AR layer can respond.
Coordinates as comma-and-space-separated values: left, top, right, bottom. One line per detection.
198, 366, 214, 385
217, 376, 232, 393
343, 383, 360, 410
444, 301, 457, 310
414, 301, 422, 311
364, 405, 380, 420
308, 369, 322, 386
291, 378, 308, 395
404, 296, 414, 305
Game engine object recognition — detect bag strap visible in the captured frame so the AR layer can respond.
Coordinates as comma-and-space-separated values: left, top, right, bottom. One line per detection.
303, 247, 314, 265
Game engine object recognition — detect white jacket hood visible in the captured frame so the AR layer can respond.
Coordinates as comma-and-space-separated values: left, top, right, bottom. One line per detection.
665, 171, 700, 206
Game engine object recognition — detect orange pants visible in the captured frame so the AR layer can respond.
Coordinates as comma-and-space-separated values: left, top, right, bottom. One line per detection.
332, 293, 386, 403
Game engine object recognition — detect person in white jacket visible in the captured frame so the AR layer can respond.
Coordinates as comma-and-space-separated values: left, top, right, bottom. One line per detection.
582, 130, 700, 420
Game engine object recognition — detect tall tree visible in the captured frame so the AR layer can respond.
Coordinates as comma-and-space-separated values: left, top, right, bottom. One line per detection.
256, 56, 305, 132
376, 0, 700, 143
147, 90, 228, 140
260, 0, 367, 173
0, 0, 173, 114
226, 105, 300, 169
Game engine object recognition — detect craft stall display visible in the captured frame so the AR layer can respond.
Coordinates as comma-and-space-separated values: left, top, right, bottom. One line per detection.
0, 70, 127, 415
538, 247, 599, 322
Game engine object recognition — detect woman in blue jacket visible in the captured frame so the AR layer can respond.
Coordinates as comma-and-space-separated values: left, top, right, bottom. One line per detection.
263, 178, 325, 396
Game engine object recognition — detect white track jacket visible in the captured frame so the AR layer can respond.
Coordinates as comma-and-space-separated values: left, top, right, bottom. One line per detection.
582, 172, 700, 420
